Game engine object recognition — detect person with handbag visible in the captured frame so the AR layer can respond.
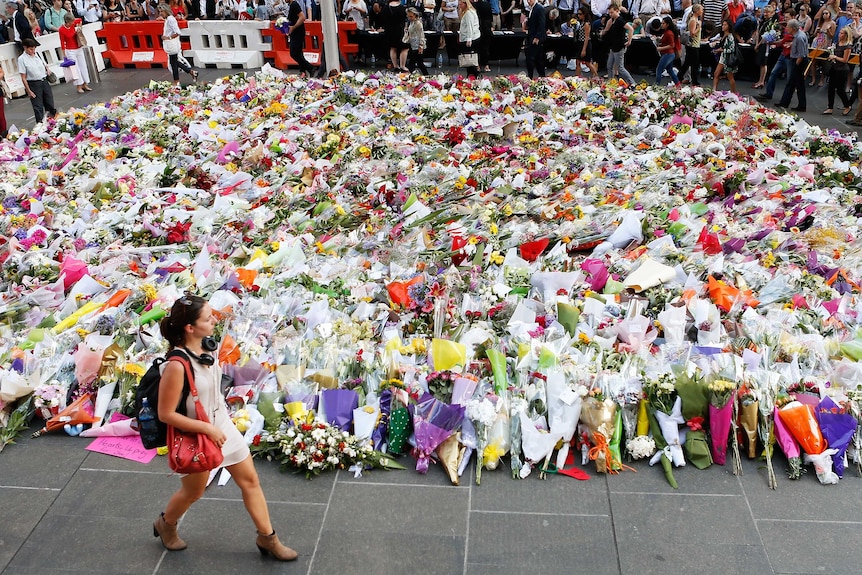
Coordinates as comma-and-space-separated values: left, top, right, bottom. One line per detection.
18, 38, 56, 124
154, 294, 298, 561
58, 13, 91, 93
158, 4, 198, 85
458, 0, 480, 74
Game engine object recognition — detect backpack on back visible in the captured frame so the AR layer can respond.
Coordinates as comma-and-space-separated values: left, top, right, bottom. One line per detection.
134, 349, 193, 449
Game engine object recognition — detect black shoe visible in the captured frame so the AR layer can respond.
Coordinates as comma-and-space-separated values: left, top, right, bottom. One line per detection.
775, 102, 788, 109
791, 106, 807, 112
847, 120, 862, 126
754, 93, 771, 101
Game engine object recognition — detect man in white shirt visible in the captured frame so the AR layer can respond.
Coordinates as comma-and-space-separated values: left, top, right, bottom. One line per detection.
76, 0, 103, 22
590, 0, 610, 18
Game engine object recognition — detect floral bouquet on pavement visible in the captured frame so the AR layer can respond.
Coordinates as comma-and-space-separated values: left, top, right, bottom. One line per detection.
643, 372, 683, 488
675, 365, 711, 469
778, 400, 838, 485
738, 384, 760, 459
816, 395, 857, 479
411, 393, 465, 473
708, 379, 737, 465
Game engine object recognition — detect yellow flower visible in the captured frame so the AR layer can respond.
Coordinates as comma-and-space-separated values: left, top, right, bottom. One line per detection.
502, 204, 513, 216
224, 162, 238, 173
578, 332, 591, 344
489, 251, 504, 265
489, 223, 498, 235
123, 363, 146, 378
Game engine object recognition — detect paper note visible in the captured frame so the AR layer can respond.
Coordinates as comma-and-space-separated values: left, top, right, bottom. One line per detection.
86, 433, 157, 464
131, 51, 155, 62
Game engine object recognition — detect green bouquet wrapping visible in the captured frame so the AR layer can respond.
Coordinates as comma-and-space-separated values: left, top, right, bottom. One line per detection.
675, 370, 711, 469
387, 407, 411, 455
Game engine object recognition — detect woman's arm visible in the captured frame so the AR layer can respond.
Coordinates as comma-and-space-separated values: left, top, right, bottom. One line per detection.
157, 361, 226, 443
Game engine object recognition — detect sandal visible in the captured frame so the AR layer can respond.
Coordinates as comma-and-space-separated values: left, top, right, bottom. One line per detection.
752, 82, 763, 89
843, 107, 852, 116
823, 109, 833, 114
190, 70, 199, 81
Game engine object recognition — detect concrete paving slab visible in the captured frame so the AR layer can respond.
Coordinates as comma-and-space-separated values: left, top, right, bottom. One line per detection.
312, 529, 465, 575
617, 542, 773, 575
1, 429, 89, 489
4, 513, 163, 574
208, 458, 338, 505
44, 468, 169, 519
0, 487, 60, 572
757, 519, 862, 575
470, 463, 611, 516
323, 481, 469, 536
466, 512, 618, 575
608, 458, 744, 495
158, 499, 320, 574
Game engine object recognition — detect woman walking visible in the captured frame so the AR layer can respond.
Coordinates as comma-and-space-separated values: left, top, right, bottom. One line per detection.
677, 4, 702, 85
154, 294, 297, 561
158, 4, 198, 86
655, 15, 681, 86
58, 13, 92, 94
572, 7, 598, 78
712, 18, 739, 93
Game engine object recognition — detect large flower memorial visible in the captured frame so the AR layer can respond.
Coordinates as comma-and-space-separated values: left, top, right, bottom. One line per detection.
1, 67, 862, 488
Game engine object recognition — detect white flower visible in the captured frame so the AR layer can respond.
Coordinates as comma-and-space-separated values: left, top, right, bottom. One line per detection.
627, 435, 656, 460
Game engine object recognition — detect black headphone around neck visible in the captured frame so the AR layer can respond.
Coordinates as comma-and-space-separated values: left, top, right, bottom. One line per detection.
184, 347, 215, 366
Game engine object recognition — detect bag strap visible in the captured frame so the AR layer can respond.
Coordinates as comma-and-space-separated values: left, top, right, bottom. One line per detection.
166, 349, 214, 424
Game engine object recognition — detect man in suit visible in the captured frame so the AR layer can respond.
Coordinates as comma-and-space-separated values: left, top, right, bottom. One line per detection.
7, 2, 35, 46
524, 0, 546, 78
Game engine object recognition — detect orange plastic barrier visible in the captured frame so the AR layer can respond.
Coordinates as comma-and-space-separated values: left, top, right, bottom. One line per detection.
263, 20, 359, 70
96, 20, 189, 69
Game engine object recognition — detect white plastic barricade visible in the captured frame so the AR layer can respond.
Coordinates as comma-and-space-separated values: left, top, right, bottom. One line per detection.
184, 20, 271, 69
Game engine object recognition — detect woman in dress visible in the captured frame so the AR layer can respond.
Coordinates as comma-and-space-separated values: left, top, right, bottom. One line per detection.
752, 3, 779, 89
153, 294, 297, 561
572, 7, 598, 78
158, 4, 198, 86
385, 0, 409, 71
712, 18, 739, 93
808, 9, 836, 86
58, 13, 92, 93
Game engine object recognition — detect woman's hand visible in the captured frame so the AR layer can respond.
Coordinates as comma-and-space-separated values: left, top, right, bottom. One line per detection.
466, 39, 471, 47
206, 423, 227, 447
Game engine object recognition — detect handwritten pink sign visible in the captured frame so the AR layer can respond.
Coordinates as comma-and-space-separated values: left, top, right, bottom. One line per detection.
86, 414, 157, 464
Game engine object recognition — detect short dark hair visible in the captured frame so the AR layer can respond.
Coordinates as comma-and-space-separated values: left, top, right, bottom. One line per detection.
159, 293, 208, 348
22, 38, 39, 47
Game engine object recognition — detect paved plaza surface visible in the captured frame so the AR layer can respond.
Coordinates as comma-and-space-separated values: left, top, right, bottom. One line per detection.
1, 63, 862, 575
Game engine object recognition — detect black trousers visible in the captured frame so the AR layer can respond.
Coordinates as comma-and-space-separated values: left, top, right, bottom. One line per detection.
525, 40, 545, 78
290, 32, 316, 75
407, 48, 428, 74
28, 78, 56, 123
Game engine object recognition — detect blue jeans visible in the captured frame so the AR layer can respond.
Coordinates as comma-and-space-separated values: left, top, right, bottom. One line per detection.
656, 52, 679, 85
607, 48, 634, 84
778, 57, 807, 109
764, 53, 789, 98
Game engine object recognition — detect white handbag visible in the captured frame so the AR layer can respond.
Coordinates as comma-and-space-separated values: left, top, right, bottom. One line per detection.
163, 36, 181, 55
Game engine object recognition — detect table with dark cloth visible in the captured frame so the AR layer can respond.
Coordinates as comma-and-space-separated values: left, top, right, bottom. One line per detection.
355, 30, 441, 67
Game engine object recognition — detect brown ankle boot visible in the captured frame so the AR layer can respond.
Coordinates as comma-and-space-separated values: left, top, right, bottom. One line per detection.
255, 530, 297, 561
153, 513, 187, 551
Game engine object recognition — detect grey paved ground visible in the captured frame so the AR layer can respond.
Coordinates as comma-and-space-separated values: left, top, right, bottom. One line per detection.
1, 63, 862, 575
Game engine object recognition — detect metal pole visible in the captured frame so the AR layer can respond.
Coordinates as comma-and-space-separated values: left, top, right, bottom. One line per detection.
320, 0, 340, 75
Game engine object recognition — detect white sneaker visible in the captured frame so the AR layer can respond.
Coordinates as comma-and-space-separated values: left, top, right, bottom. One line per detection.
581, 64, 589, 73
568, 60, 578, 70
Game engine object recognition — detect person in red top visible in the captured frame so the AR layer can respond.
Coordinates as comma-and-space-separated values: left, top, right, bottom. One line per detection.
655, 15, 681, 85
58, 13, 91, 93
726, 0, 745, 24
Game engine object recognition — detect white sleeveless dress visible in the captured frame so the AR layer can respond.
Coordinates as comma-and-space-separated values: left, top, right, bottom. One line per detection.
162, 356, 250, 468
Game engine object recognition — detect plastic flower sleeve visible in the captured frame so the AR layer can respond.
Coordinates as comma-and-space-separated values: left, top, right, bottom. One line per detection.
708, 391, 736, 466
816, 396, 857, 478
653, 396, 686, 467
739, 395, 760, 459
486, 349, 509, 396
773, 406, 803, 479
778, 401, 826, 456
803, 449, 840, 485
547, 373, 583, 470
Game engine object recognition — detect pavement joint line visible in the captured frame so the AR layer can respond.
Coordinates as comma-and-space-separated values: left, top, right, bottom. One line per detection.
737, 471, 776, 575
609, 491, 742, 497
78, 467, 172, 475
755, 518, 862, 525
605, 475, 623, 575
462, 464, 473, 575
151, 549, 168, 575
306, 467, 339, 575
470, 509, 610, 518
0, 485, 61, 491
336, 481, 470, 489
